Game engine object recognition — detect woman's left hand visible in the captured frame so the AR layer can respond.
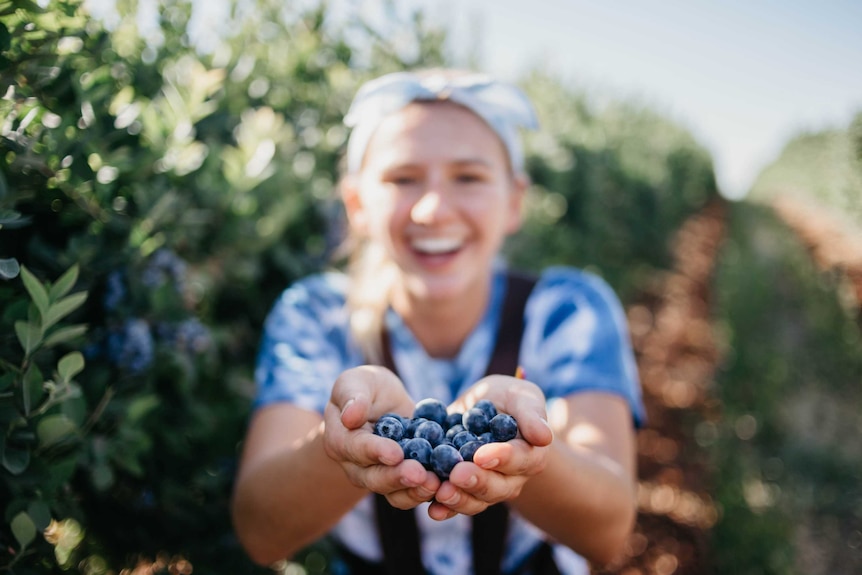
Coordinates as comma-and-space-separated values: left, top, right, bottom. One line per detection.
428, 374, 554, 520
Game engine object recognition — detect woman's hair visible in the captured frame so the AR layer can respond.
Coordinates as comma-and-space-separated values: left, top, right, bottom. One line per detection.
339, 68, 538, 364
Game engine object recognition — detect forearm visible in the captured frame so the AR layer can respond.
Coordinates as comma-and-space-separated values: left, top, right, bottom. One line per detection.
512, 438, 637, 566
231, 423, 366, 565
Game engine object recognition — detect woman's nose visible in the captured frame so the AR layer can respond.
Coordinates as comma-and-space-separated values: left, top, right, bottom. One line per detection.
410, 185, 453, 224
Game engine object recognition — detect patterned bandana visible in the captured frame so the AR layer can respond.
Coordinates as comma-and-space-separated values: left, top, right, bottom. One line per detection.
343, 71, 540, 174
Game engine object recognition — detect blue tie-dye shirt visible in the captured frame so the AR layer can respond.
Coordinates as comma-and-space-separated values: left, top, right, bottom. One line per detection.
254, 264, 645, 575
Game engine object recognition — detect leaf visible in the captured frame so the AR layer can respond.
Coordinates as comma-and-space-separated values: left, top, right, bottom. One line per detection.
37, 414, 78, 448
127, 394, 159, 423
15, 319, 43, 356
22, 364, 44, 416
43, 291, 87, 331
43, 324, 88, 347
57, 352, 84, 383
48, 264, 79, 300
0, 372, 12, 392
20, 266, 50, 319
2, 443, 30, 475
90, 462, 114, 490
27, 500, 52, 530
0, 21, 9, 53
0, 257, 20, 280
11, 511, 36, 550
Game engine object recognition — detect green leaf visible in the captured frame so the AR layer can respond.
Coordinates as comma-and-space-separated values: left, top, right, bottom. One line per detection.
0, 372, 12, 392
27, 500, 52, 530
14, 320, 43, 356
48, 264, 79, 300
10, 511, 36, 550
37, 414, 78, 448
0, 257, 20, 280
43, 291, 87, 331
2, 443, 30, 475
127, 394, 159, 423
43, 324, 88, 347
20, 266, 50, 319
23, 364, 44, 416
0, 212, 31, 229
57, 351, 84, 383
0, 22, 10, 53
90, 462, 114, 490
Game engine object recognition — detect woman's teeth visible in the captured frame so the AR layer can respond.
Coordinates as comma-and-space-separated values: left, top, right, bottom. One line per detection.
411, 237, 463, 254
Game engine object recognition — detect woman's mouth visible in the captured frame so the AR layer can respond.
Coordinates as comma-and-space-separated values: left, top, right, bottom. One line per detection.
409, 236, 464, 257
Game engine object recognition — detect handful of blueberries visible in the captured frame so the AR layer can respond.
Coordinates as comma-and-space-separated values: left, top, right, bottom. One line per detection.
372, 398, 520, 481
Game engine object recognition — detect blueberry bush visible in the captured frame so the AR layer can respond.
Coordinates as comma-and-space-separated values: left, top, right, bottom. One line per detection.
0, 0, 445, 571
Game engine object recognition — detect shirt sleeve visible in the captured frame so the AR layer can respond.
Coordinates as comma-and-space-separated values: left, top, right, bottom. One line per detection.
521, 267, 646, 427
253, 273, 356, 414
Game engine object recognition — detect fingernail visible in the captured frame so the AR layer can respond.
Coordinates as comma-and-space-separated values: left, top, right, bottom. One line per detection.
341, 398, 355, 416
417, 488, 435, 500
480, 458, 499, 470
464, 475, 477, 488
440, 492, 460, 506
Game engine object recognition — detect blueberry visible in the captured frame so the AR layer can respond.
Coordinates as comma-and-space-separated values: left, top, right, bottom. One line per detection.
402, 437, 434, 468
444, 412, 464, 431
452, 430, 478, 450
405, 417, 426, 438
489, 413, 519, 442
462, 408, 490, 435
445, 424, 466, 442
431, 444, 463, 480
459, 440, 482, 462
373, 416, 404, 442
414, 420, 445, 447
478, 432, 493, 444
413, 398, 448, 426
381, 412, 408, 427
474, 399, 498, 421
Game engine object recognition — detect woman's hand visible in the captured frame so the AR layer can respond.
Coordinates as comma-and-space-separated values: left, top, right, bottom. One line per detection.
323, 365, 441, 509
428, 374, 554, 520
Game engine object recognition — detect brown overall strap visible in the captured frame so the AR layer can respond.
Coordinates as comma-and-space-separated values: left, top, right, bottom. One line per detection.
374, 272, 538, 575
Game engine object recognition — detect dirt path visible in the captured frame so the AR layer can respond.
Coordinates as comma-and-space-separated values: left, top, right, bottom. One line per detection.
594, 197, 728, 575
771, 196, 862, 314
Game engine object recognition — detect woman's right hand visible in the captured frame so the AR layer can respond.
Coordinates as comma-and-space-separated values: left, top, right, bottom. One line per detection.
323, 365, 441, 509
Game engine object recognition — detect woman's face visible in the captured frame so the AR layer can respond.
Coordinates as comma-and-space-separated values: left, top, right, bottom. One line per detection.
343, 101, 526, 307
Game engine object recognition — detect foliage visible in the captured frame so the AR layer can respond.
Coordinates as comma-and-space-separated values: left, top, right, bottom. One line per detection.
0, 0, 446, 572
709, 202, 862, 574
747, 111, 862, 233
508, 69, 720, 302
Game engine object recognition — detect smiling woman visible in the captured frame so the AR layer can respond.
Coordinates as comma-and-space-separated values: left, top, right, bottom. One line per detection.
230, 69, 646, 575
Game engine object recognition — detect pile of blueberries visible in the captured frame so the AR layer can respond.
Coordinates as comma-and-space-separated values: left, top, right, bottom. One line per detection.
372, 398, 520, 481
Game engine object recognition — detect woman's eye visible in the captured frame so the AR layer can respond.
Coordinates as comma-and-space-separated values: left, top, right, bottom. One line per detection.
456, 173, 484, 183
386, 174, 418, 186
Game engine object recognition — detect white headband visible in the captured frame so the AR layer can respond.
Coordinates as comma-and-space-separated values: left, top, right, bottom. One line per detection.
344, 71, 539, 174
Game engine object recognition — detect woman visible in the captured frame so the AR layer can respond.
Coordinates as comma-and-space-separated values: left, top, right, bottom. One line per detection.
231, 70, 645, 574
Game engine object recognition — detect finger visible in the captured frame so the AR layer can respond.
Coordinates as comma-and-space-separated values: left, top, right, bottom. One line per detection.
444, 461, 525, 508
432, 480, 495, 517
427, 500, 460, 521
347, 459, 434, 497
497, 378, 554, 447
324, 408, 405, 467
330, 366, 413, 427
385, 469, 441, 509
470, 439, 547, 478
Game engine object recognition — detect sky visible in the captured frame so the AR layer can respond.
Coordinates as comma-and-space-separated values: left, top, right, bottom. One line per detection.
410, 0, 862, 200
86, 0, 862, 200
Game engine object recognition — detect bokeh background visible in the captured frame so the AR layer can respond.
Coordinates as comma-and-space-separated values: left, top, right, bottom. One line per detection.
1, 1, 860, 574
